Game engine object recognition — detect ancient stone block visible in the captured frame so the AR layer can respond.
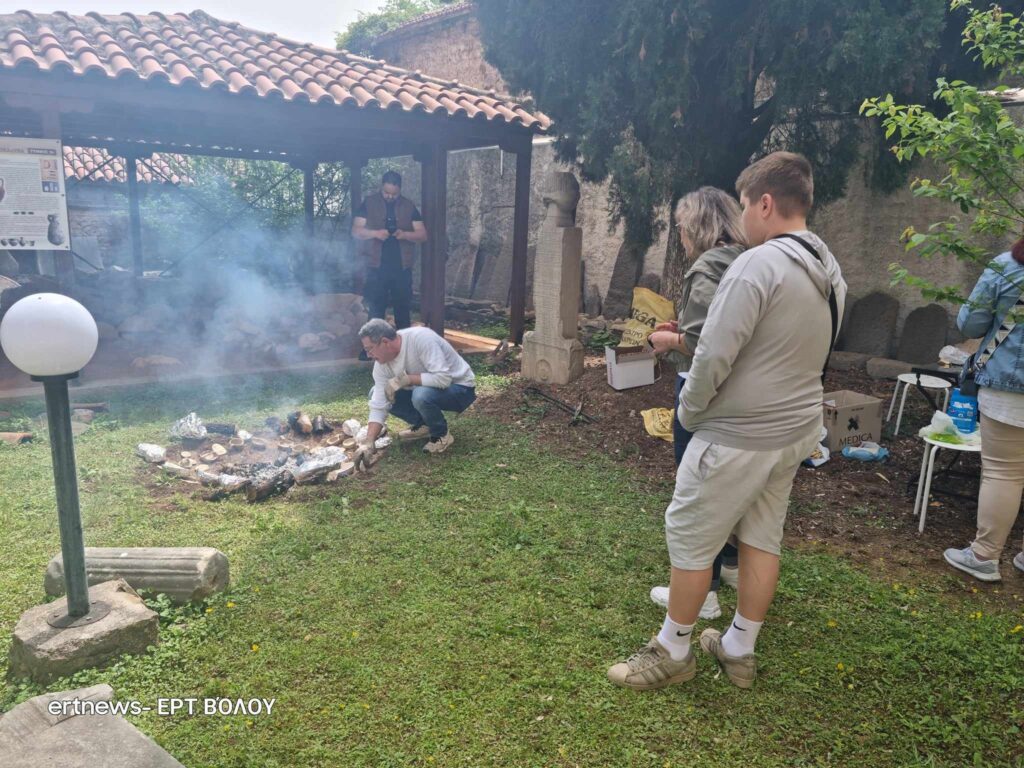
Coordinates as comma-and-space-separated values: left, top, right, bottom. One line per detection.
827, 351, 871, 372
45, 547, 229, 605
840, 292, 899, 357
9, 580, 159, 685
0, 684, 185, 767
897, 303, 949, 364
865, 357, 913, 380
522, 171, 585, 385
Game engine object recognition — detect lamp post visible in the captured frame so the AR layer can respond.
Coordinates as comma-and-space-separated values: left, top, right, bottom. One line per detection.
0, 293, 108, 626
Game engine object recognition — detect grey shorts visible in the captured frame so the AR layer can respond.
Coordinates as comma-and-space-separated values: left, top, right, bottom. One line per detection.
665, 432, 819, 569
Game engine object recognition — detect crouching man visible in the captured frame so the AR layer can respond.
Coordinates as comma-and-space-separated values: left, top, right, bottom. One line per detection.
358, 319, 476, 455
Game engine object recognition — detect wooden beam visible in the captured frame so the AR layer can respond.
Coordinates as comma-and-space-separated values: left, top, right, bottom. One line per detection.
125, 152, 144, 277
347, 158, 364, 217
418, 146, 448, 334
509, 142, 532, 344
303, 163, 315, 236
1, 72, 542, 163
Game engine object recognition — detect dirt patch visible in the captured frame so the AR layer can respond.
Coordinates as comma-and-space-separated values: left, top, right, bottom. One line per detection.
476, 355, 1024, 610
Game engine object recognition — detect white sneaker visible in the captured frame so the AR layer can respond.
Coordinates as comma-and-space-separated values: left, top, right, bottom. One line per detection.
700, 590, 722, 619
648, 586, 722, 619
720, 565, 739, 590
398, 425, 431, 441
423, 432, 454, 455
1014, 552, 1024, 575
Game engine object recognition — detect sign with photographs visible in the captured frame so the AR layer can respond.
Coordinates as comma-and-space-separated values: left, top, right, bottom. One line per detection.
0, 137, 71, 251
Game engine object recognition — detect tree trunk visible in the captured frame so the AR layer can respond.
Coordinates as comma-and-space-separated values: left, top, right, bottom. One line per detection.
660, 207, 686, 308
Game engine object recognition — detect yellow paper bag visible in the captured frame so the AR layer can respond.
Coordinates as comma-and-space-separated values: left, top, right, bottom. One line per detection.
619, 287, 676, 348
641, 407, 675, 442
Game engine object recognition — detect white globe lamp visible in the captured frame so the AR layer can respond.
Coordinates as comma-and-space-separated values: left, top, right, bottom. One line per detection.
0, 293, 98, 377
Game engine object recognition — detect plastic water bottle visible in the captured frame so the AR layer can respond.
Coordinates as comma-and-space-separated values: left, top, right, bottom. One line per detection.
947, 388, 979, 433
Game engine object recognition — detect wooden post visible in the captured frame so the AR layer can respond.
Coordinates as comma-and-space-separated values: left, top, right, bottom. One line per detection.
348, 158, 364, 217
303, 162, 315, 237
125, 152, 144, 278
419, 146, 447, 334
509, 140, 533, 344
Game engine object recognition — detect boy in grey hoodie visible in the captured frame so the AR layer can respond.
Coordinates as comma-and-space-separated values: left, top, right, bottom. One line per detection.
608, 152, 847, 690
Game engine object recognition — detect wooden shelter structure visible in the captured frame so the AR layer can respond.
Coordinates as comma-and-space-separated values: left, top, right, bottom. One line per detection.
0, 9, 549, 340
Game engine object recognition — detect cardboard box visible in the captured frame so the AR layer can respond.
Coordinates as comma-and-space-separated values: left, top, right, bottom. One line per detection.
605, 345, 656, 390
822, 390, 884, 451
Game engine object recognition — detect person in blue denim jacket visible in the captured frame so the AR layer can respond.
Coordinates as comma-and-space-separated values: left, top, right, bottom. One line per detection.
944, 244, 1024, 582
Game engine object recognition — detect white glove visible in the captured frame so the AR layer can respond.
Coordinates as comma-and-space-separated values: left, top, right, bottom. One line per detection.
385, 373, 412, 402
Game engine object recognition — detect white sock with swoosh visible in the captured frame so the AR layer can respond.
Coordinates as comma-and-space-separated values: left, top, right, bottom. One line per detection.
657, 614, 693, 661
722, 612, 762, 657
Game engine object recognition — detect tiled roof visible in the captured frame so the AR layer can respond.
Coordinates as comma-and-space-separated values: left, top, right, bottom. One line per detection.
0, 9, 549, 131
374, 3, 475, 43
63, 145, 192, 184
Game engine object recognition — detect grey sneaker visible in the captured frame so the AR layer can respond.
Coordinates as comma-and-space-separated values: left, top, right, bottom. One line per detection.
699, 628, 756, 689
423, 432, 454, 454
398, 425, 431, 441
1013, 552, 1024, 575
647, 587, 722, 619
606, 637, 696, 690
943, 546, 1001, 582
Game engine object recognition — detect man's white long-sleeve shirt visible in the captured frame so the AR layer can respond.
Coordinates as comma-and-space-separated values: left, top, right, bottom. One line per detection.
368, 327, 476, 424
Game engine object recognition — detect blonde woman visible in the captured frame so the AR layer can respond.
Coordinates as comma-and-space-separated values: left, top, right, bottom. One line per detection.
647, 186, 747, 619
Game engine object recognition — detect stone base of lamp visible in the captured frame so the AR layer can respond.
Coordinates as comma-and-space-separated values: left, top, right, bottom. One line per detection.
521, 332, 584, 385
8, 579, 158, 685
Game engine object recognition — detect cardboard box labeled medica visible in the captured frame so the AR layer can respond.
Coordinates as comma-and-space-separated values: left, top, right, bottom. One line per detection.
822, 390, 884, 451
605, 345, 656, 390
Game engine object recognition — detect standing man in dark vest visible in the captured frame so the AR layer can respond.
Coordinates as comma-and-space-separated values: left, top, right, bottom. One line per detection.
352, 170, 428, 336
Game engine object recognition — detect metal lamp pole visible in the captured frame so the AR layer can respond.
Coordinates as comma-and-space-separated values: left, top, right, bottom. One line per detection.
36, 372, 108, 625
0, 293, 108, 627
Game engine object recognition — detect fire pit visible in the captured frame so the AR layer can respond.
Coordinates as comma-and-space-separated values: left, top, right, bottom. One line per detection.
138, 411, 388, 502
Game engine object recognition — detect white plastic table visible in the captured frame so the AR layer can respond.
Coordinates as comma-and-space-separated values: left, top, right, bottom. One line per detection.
913, 435, 981, 533
887, 373, 952, 437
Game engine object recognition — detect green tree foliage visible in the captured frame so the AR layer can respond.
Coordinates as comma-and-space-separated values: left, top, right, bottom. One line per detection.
863, 1, 1024, 303
475, 0, 1023, 254
335, 0, 459, 55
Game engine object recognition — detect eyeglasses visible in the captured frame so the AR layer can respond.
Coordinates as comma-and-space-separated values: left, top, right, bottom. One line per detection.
362, 339, 384, 355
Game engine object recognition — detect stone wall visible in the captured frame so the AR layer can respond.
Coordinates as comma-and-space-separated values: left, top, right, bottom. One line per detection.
374, 13, 507, 94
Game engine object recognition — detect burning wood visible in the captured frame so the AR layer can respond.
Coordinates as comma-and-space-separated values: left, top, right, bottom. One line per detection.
140, 410, 384, 502
246, 470, 295, 502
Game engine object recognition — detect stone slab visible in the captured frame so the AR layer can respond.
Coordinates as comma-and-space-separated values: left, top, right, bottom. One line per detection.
866, 357, 913, 380
840, 291, 899, 357
897, 303, 949, 364
0, 684, 184, 768
8, 579, 158, 685
827, 351, 871, 372
45, 547, 229, 604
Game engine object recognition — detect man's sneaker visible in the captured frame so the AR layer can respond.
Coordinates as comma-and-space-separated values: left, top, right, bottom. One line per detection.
720, 565, 739, 590
398, 425, 431, 442
648, 587, 722, 619
943, 546, 1001, 582
423, 432, 455, 455
699, 628, 756, 689
606, 637, 696, 690
1013, 551, 1024, 575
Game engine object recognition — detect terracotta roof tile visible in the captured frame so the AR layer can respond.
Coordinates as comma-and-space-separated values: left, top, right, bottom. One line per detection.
63, 145, 194, 185
0, 9, 549, 131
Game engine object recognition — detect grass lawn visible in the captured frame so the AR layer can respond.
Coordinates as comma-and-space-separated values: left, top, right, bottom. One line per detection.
1, 367, 1022, 767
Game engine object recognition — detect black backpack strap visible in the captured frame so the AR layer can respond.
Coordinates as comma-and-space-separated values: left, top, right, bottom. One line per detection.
771, 233, 839, 382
